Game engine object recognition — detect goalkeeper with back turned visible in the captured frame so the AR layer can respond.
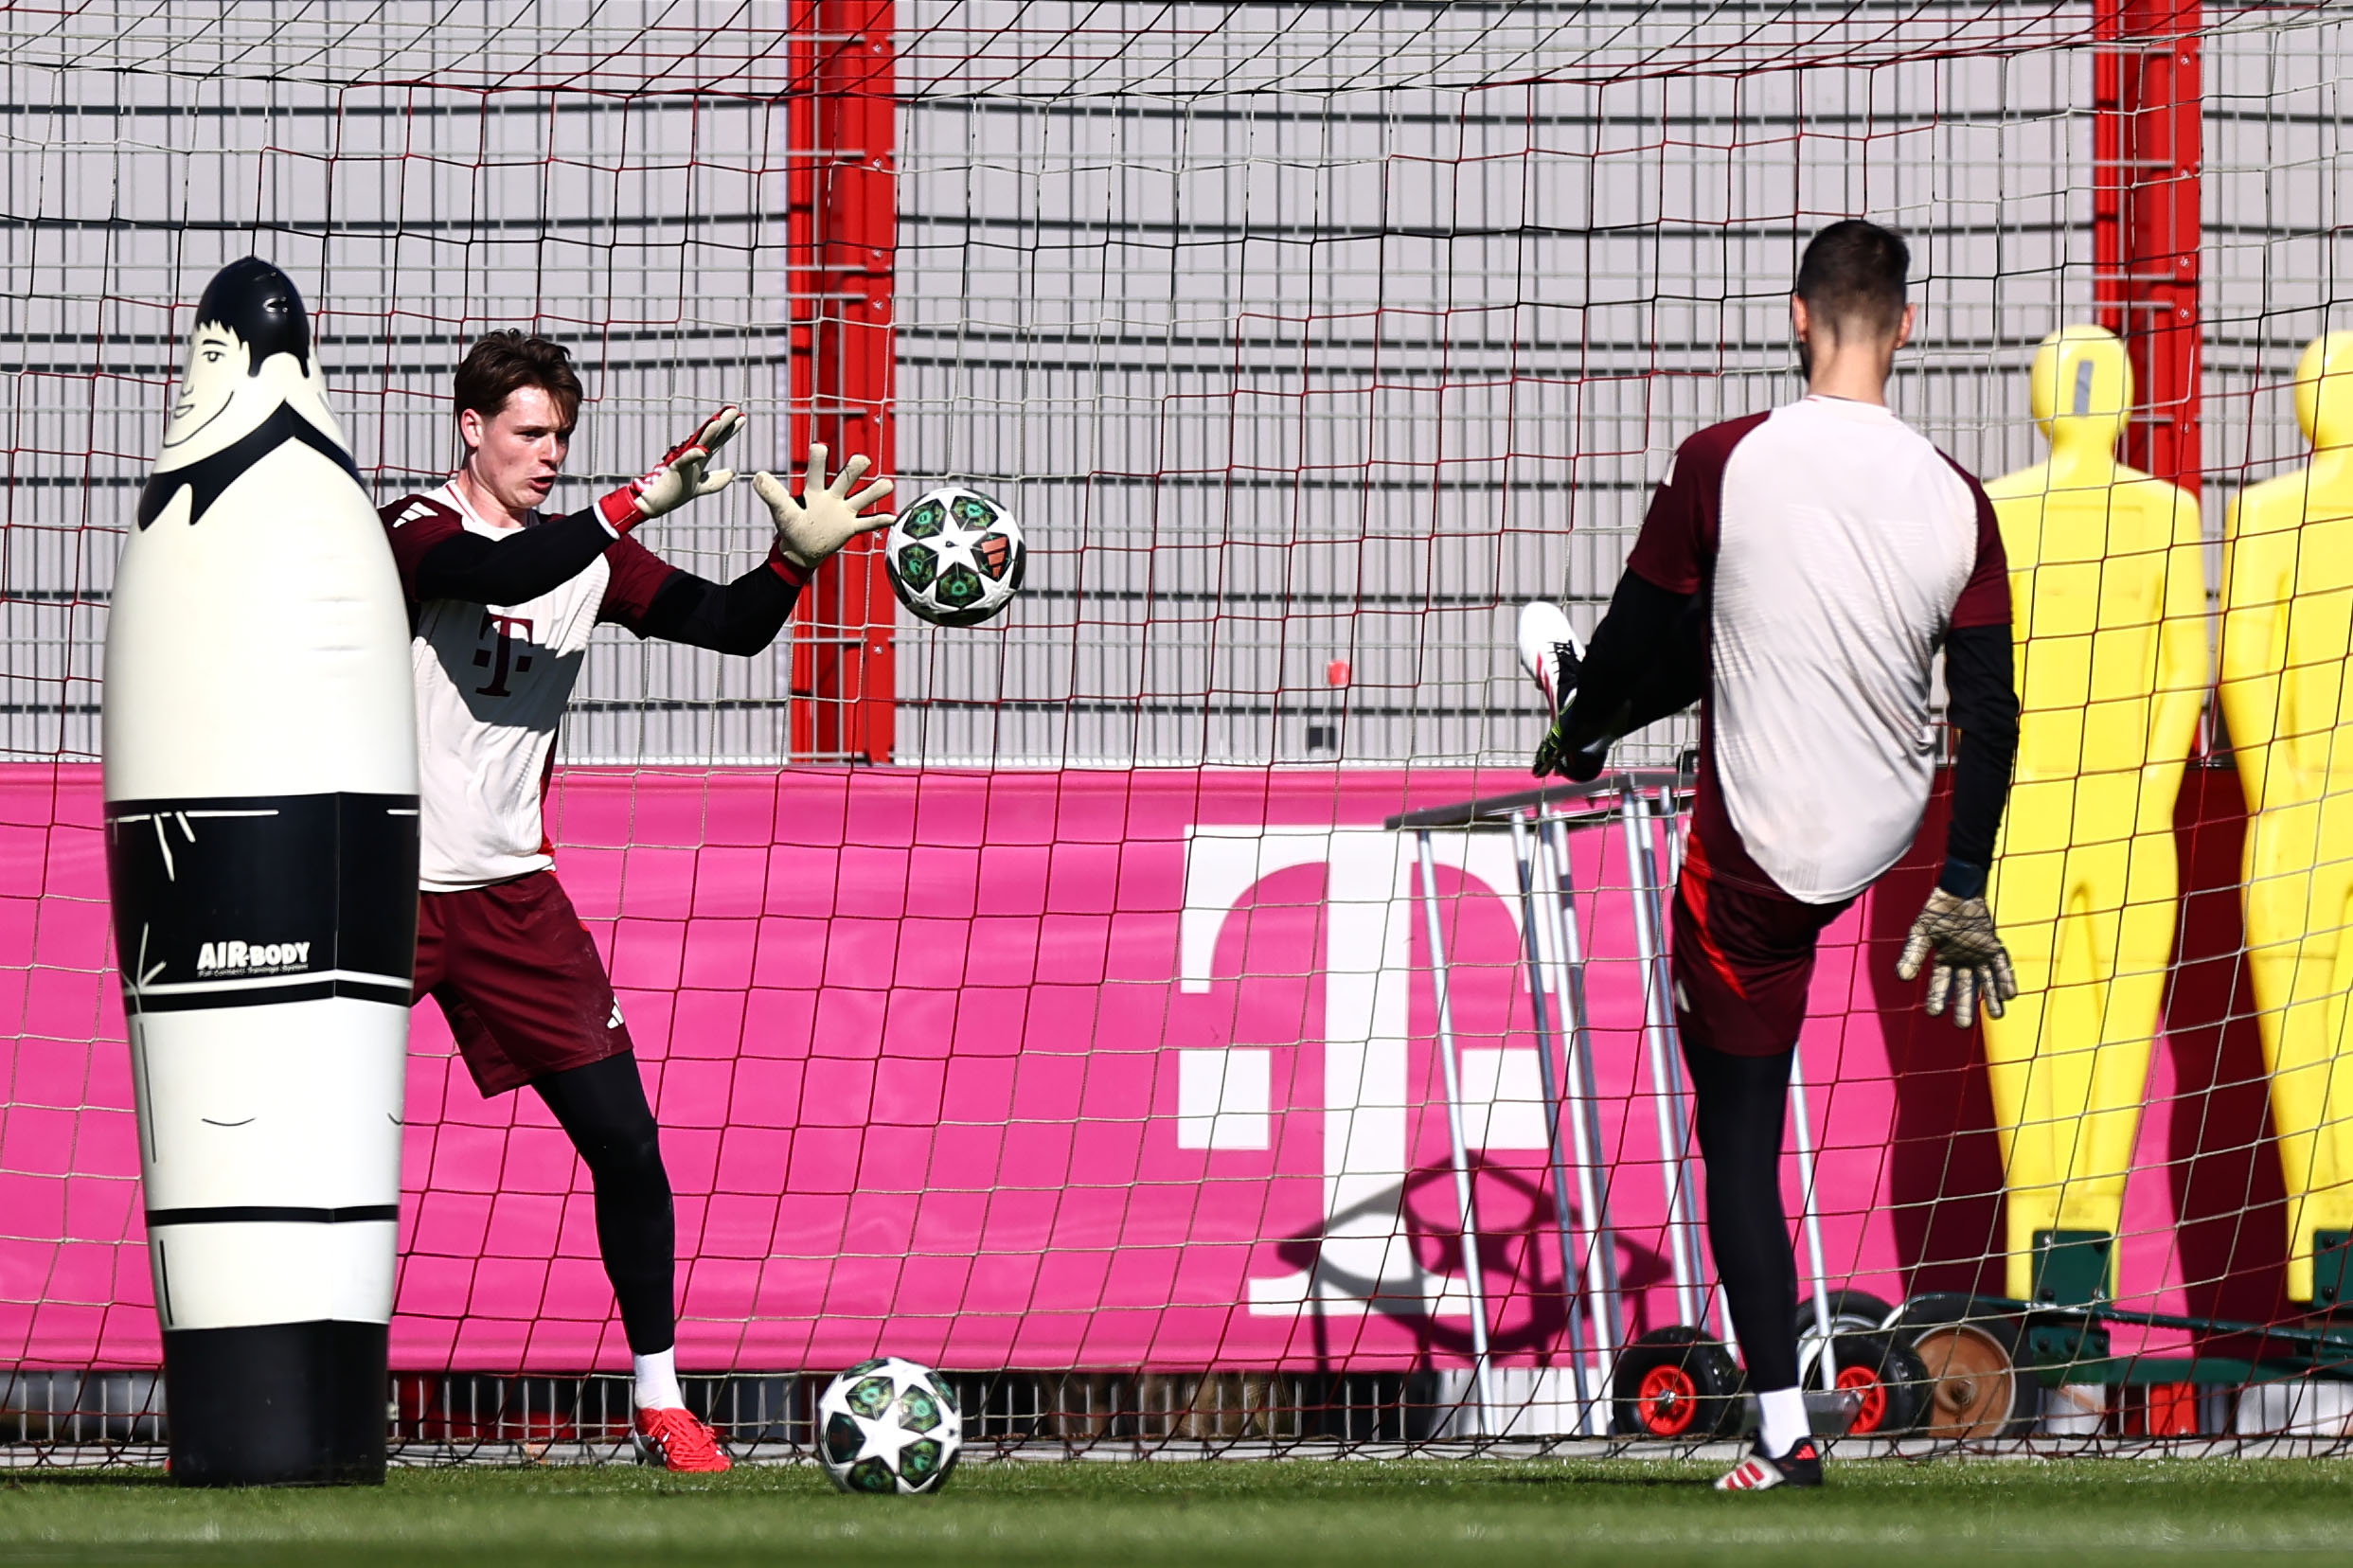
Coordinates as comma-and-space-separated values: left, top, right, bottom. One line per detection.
380, 332, 894, 1471
1524, 221, 2021, 1490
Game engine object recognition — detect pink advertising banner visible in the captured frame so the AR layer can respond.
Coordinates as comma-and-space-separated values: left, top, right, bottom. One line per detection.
0, 765, 2289, 1374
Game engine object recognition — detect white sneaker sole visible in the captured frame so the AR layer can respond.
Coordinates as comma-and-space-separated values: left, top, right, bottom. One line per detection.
1515, 600, 1577, 710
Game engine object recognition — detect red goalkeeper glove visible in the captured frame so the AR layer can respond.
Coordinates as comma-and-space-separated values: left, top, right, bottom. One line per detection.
597, 405, 742, 532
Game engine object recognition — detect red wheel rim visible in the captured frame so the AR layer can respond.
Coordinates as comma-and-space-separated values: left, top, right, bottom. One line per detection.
1836, 1363, 1888, 1434
1636, 1364, 1700, 1436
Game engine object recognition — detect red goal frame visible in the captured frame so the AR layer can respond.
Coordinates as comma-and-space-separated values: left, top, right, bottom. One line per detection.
2094, 0, 2202, 496
789, 0, 899, 763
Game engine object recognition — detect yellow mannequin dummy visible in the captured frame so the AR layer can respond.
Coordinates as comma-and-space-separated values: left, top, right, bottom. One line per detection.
2219, 332, 2353, 1308
1982, 325, 2209, 1304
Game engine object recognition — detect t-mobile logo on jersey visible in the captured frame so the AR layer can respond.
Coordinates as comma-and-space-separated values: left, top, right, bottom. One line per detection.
472, 612, 535, 697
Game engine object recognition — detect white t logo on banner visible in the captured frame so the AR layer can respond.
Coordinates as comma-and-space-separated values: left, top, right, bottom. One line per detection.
1180, 824, 1533, 1321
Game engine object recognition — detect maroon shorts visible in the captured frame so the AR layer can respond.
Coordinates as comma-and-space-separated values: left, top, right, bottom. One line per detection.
413, 871, 635, 1096
1669, 852, 1856, 1060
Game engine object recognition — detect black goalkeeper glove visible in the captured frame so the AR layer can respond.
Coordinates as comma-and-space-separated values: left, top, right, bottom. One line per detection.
1529, 639, 1611, 780
1895, 888, 2019, 1028
1531, 715, 1611, 781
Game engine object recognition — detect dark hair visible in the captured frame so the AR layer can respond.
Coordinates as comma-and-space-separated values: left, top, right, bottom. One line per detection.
1794, 220, 1910, 338
455, 330, 582, 428
196, 257, 312, 375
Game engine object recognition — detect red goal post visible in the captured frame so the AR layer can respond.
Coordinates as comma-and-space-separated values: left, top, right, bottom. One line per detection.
2094, 0, 2203, 494
791, 0, 900, 765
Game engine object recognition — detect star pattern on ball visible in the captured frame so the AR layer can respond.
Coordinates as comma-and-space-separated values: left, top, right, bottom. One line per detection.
844, 1404, 927, 1467
883, 486, 1025, 628
816, 1358, 962, 1495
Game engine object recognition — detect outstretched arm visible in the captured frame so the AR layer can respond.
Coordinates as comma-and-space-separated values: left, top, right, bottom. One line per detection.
1534, 568, 1705, 780
634, 550, 808, 656
597, 442, 894, 655
405, 505, 618, 605
1568, 569, 1706, 747
387, 406, 743, 608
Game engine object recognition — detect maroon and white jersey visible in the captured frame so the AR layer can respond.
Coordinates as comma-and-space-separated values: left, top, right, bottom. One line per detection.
1630, 395, 2009, 902
383, 483, 671, 891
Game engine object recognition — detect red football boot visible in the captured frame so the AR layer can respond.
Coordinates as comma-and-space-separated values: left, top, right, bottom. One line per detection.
633, 1406, 732, 1472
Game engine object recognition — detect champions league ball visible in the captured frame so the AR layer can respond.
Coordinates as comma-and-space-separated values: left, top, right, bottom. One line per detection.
815, 1357, 962, 1495
883, 485, 1025, 627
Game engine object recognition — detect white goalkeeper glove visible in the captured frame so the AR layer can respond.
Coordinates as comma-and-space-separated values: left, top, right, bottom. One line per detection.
597, 405, 742, 532
753, 444, 895, 570
1895, 887, 2019, 1029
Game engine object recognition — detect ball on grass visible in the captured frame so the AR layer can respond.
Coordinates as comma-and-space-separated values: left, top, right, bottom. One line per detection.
815, 1357, 962, 1495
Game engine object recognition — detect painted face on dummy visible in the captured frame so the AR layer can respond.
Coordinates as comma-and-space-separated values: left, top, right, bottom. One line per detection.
459, 386, 573, 518
161, 325, 248, 449
155, 292, 344, 470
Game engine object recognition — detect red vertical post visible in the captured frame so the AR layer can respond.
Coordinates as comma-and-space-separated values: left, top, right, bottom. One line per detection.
2093, 1, 2203, 493
789, 1, 897, 762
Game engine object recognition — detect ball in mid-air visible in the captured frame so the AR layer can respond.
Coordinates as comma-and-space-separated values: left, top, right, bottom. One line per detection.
815, 1357, 962, 1495
884, 486, 1025, 627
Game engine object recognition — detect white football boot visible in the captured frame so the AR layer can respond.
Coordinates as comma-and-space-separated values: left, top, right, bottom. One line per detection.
1515, 599, 1581, 718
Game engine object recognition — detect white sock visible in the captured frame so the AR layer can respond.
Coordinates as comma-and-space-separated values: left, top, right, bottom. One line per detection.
1757, 1385, 1809, 1455
633, 1347, 684, 1412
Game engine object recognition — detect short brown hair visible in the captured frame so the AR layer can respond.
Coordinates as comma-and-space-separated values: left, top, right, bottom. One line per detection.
455, 330, 582, 428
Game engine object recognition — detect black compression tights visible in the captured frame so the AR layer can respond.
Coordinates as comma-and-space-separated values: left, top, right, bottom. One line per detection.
1680, 1039, 1801, 1392
531, 1053, 676, 1357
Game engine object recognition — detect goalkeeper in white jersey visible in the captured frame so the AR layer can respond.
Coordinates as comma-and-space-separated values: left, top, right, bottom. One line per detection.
380, 331, 893, 1470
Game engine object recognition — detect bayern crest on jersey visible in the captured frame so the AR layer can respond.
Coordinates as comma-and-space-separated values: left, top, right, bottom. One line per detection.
815, 1357, 963, 1494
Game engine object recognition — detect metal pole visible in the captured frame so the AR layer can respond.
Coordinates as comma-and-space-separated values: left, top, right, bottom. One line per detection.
1537, 817, 1623, 1370
1621, 783, 1706, 1331
1659, 783, 1689, 885
1788, 1047, 1838, 1389
1508, 814, 1593, 1433
1415, 830, 1497, 1435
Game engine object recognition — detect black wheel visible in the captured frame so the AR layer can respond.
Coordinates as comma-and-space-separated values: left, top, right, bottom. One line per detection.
1611, 1327, 1741, 1440
1819, 1329, 1930, 1437
1799, 1288, 1898, 1335
1890, 1293, 2039, 1439
1797, 1288, 1900, 1388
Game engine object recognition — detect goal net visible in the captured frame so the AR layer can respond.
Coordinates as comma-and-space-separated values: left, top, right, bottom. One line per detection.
5, 0, 2353, 1457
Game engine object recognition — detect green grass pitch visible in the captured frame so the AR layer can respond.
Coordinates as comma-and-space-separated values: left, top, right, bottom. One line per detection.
1, 1457, 2348, 1567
